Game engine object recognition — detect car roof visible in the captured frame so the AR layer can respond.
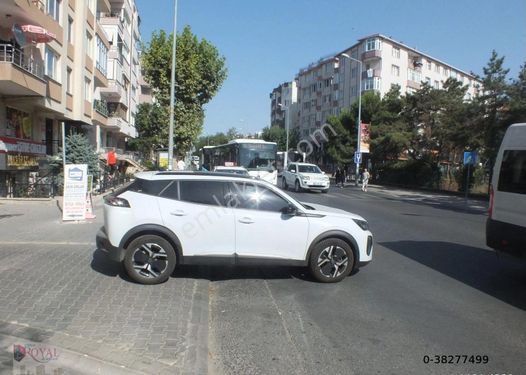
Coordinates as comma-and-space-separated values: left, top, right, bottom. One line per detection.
214, 166, 248, 170
291, 162, 318, 167
134, 171, 254, 181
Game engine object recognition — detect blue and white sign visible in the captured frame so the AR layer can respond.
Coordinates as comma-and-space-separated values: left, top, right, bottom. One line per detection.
63, 164, 88, 221
354, 152, 362, 165
463, 151, 477, 165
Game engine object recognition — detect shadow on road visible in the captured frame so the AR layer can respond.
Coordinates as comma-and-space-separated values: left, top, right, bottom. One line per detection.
380, 240, 526, 310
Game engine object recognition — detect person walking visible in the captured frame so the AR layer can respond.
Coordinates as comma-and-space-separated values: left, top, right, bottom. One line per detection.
334, 167, 343, 188
361, 169, 370, 192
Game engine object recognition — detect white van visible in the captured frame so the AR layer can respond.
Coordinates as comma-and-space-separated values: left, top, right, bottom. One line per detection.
486, 123, 526, 259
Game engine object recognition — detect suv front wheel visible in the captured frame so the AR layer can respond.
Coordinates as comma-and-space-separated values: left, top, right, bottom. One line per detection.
309, 239, 354, 283
123, 235, 177, 284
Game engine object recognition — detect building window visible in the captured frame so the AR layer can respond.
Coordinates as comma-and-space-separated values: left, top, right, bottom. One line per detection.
46, 0, 61, 22
96, 36, 108, 75
363, 77, 381, 91
392, 47, 400, 58
365, 38, 381, 52
324, 78, 331, 87
435, 64, 440, 73
66, 68, 72, 94
391, 64, 400, 77
351, 67, 357, 78
45, 47, 59, 81
84, 77, 91, 102
425, 77, 431, 85
408, 68, 421, 82
351, 85, 357, 96
426, 60, 431, 70
434, 80, 440, 89
67, 17, 73, 44
85, 31, 93, 58
443, 67, 449, 77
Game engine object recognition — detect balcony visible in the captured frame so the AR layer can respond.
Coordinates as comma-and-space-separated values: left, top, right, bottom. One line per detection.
362, 69, 381, 79
0, 44, 46, 96
362, 50, 382, 60
94, 99, 109, 116
100, 79, 124, 99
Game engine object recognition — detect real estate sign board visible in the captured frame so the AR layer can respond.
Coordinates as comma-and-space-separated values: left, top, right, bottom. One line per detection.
62, 164, 88, 221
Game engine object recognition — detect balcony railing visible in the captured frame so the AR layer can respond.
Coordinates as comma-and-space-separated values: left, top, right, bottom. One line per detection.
0, 44, 45, 80
94, 99, 109, 116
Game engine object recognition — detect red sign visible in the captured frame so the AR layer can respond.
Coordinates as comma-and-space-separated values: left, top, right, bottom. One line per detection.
360, 123, 371, 153
107, 150, 117, 165
0, 137, 46, 156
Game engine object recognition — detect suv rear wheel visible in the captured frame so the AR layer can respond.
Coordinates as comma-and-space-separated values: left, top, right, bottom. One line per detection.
124, 235, 177, 284
309, 239, 354, 283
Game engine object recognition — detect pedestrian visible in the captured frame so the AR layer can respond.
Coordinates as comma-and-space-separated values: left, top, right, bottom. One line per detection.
334, 167, 342, 188
340, 167, 346, 188
361, 169, 370, 192
177, 159, 186, 171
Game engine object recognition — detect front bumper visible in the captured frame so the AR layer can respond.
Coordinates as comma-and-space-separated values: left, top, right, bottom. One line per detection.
96, 227, 126, 262
301, 180, 330, 189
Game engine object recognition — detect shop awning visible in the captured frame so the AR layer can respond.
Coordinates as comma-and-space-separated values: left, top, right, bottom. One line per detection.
20, 25, 56, 44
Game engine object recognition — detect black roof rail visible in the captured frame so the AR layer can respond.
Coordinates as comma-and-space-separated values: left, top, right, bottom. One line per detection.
154, 171, 256, 180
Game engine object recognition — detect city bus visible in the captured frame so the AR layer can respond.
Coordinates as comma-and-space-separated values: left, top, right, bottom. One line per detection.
201, 139, 278, 184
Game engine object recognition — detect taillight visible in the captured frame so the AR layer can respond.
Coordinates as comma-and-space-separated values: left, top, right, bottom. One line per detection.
488, 184, 494, 219
104, 195, 130, 207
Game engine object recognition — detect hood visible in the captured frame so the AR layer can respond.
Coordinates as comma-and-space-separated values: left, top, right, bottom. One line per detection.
300, 202, 365, 220
298, 172, 329, 179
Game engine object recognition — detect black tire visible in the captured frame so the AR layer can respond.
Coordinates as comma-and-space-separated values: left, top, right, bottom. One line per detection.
123, 235, 177, 285
295, 180, 302, 192
282, 177, 288, 190
309, 238, 354, 283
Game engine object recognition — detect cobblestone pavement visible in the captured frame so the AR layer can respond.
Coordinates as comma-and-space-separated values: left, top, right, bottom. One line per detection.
0, 198, 209, 374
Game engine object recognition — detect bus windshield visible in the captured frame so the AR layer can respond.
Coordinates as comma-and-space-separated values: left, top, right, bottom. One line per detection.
239, 143, 277, 171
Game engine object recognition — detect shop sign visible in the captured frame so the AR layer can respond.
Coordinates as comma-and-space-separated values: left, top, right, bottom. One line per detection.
62, 164, 88, 221
7, 155, 39, 169
0, 137, 46, 156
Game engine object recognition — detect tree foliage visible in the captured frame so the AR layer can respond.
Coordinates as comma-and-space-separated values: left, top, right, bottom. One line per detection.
139, 26, 227, 155
261, 126, 300, 151
64, 133, 100, 176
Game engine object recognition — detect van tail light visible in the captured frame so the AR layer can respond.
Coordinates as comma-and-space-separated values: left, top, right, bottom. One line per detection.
104, 195, 130, 207
488, 184, 494, 219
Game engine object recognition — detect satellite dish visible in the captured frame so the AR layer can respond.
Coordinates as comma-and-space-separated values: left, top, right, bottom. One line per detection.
12, 24, 27, 47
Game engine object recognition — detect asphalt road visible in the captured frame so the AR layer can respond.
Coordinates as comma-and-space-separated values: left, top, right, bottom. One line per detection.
0, 185, 525, 375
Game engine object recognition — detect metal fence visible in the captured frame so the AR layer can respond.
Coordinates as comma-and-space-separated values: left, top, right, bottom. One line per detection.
97, 175, 131, 194
0, 183, 58, 198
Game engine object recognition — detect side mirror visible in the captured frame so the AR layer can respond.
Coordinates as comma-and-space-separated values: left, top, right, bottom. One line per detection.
281, 204, 297, 216
291, 169, 296, 173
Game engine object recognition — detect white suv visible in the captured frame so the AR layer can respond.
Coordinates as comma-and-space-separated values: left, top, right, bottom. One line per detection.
282, 163, 330, 193
97, 171, 373, 284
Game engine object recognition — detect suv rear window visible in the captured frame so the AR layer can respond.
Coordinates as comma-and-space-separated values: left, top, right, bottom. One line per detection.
498, 150, 526, 194
118, 178, 171, 196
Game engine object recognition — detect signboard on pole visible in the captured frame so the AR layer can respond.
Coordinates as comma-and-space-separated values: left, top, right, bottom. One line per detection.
463, 151, 477, 165
360, 123, 371, 153
354, 152, 362, 165
62, 164, 88, 221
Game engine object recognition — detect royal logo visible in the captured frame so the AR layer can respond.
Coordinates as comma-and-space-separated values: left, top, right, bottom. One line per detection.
13, 344, 26, 362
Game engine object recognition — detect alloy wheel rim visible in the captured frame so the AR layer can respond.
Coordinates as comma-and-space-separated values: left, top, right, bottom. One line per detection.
317, 245, 348, 278
132, 243, 169, 278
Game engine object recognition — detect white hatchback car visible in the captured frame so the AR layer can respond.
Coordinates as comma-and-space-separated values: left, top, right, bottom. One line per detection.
282, 162, 330, 193
97, 171, 373, 284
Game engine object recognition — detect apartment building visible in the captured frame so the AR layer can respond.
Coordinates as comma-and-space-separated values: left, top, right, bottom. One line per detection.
291, 34, 482, 137
269, 81, 299, 130
0, 0, 143, 195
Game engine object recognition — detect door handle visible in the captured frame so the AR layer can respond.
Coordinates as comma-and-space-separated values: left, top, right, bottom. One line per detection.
170, 210, 187, 216
238, 217, 254, 224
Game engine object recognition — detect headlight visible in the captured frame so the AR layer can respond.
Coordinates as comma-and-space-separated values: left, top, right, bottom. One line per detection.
300, 175, 310, 180
352, 218, 369, 231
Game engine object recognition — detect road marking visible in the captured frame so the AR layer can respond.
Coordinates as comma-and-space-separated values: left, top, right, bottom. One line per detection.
0, 241, 95, 246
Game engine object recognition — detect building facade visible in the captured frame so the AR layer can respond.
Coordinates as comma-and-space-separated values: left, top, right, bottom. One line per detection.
269, 81, 298, 131
290, 34, 482, 137
0, 0, 143, 196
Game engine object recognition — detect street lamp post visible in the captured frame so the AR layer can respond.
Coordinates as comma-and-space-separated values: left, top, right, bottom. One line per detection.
340, 53, 362, 186
278, 102, 290, 168
167, 0, 178, 170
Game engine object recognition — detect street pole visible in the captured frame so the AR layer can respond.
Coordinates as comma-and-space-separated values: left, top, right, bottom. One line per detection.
167, 0, 178, 171
340, 53, 362, 186
285, 105, 289, 168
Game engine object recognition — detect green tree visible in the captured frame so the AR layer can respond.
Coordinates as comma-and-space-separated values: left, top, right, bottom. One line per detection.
474, 50, 510, 170
128, 103, 168, 161
507, 62, 526, 124
64, 133, 100, 175
262, 126, 300, 151
140, 26, 228, 152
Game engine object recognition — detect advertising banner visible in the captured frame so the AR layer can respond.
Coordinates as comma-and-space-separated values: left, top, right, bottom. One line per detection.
360, 123, 371, 153
62, 164, 88, 221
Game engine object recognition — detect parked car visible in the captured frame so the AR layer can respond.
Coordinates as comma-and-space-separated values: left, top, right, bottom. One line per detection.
282, 162, 330, 193
97, 171, 373, 284
213, 166, 250, 176
486, 123, 526, 259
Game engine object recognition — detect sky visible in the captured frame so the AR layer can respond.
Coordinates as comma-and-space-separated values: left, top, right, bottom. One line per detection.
135, 0, 526, 136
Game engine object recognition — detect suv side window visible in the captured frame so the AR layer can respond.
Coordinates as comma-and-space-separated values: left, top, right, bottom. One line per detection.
159, 181, 179, 200
498, 150, 526, 194
119, 178, 170, 196
178, 180, 226, 206
231, 182, 290, 212
288, 164, 296, 172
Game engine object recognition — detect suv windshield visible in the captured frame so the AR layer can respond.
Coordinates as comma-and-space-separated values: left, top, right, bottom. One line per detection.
298, 165, 322, 173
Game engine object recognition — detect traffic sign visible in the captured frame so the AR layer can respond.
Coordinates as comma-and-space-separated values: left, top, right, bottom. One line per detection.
354, 152, 362, 165
463, 151, 477, 165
